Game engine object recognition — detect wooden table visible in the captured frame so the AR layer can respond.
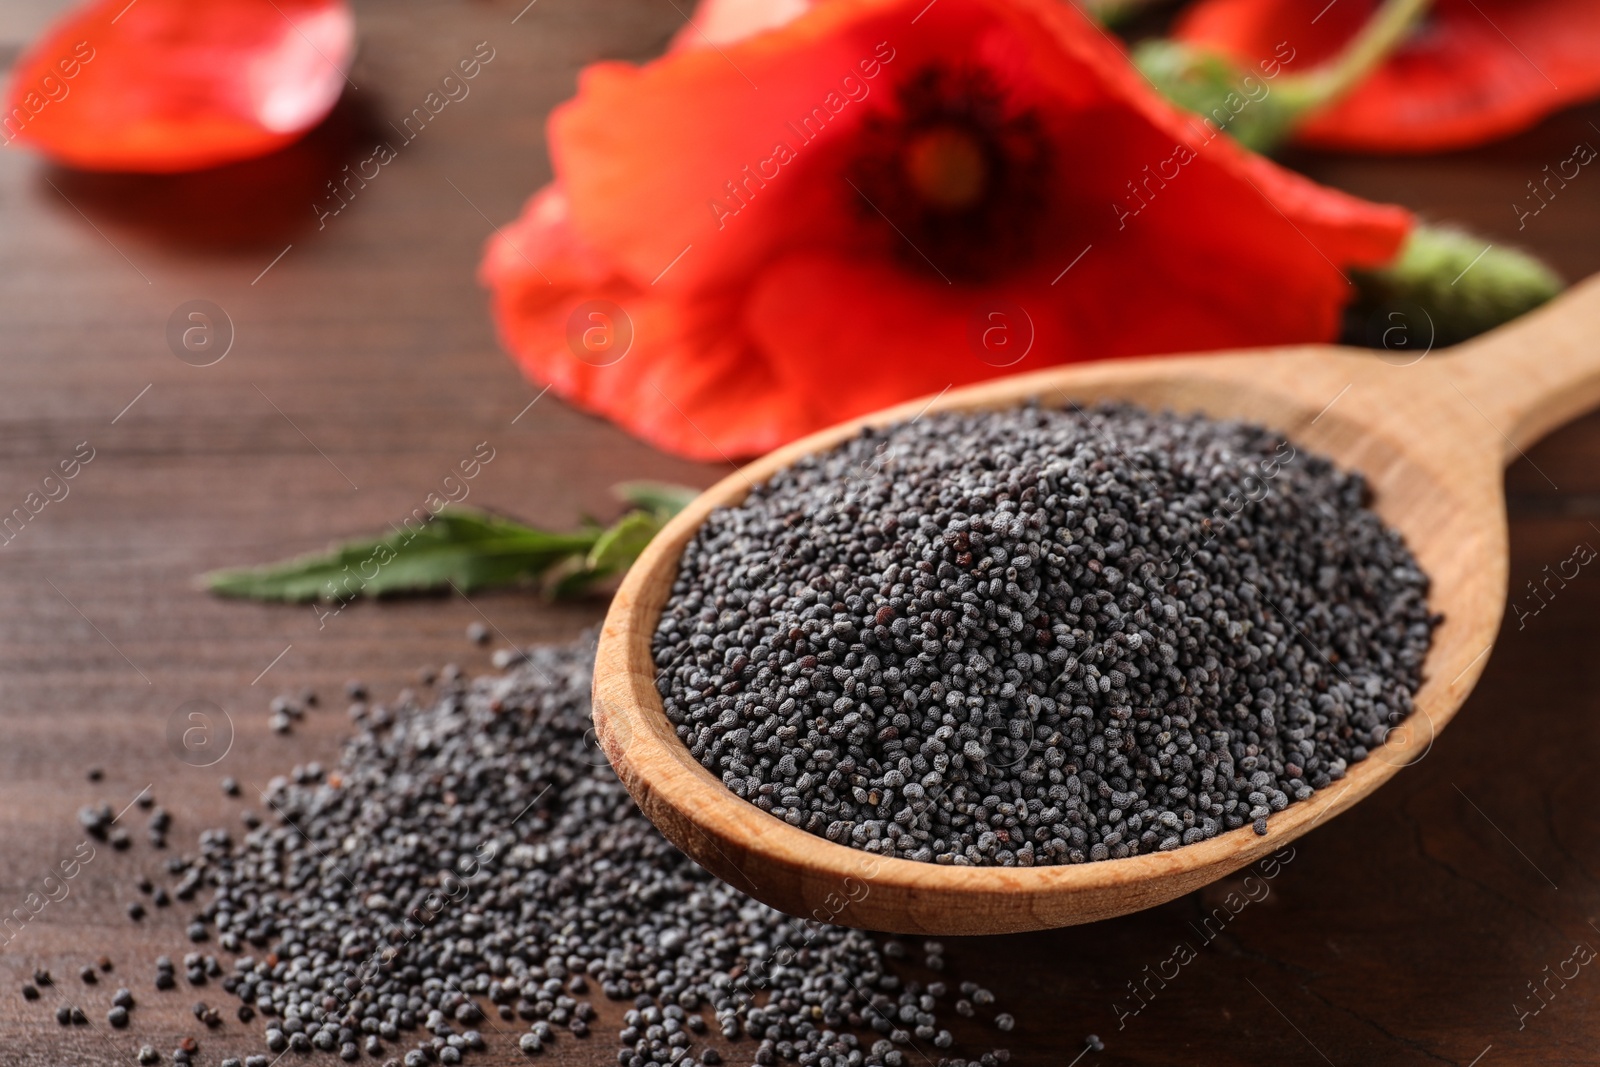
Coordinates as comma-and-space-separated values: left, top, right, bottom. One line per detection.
2, 1, 1599, 1063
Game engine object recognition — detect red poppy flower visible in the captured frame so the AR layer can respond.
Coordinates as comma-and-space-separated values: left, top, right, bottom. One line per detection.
481, 0, 1411, 461
1175, 0, 1600, 153
3, 0, 354, 172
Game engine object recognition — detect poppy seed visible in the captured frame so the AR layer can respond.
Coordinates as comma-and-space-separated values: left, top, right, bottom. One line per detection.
94, 637, 1014, 1067
654, 405, 1434, 866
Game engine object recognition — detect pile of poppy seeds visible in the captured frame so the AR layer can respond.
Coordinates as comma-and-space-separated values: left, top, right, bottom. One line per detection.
64, 639, 1014, 1066
653, 404, 1436, 866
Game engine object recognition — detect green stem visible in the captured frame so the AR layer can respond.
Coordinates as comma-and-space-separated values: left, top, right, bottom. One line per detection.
1134, 0, 1434, 154
1276, 0, 1433, 115
1074, 0, 1163, 26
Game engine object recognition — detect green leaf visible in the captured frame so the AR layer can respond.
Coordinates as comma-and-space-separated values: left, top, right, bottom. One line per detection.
203, 509, 600, 603
540, 510, 671, 601
547, 560, 610, 601
203, 485, 692, 604
587, 509, 665, 573
613, 480, 700, 519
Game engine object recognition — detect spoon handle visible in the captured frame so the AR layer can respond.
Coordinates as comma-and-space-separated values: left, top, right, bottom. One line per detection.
1435, 272, 1600, 463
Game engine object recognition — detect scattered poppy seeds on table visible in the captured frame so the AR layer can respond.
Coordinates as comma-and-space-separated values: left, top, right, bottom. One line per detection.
653, 404, 1436, 866
56, 638, 1012, 1066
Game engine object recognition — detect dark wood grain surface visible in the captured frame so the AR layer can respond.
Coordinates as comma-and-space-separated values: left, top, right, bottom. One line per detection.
3, 1, 1600, 1063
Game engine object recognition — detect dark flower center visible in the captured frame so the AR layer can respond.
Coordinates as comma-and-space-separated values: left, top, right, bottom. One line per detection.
849, 66, 1053, 283
903, 126, 988, 210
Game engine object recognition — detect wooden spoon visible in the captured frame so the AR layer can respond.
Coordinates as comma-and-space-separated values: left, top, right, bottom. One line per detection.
593, 275, 1600, 936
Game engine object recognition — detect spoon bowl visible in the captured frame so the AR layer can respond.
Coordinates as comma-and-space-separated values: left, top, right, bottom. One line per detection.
593, 276, 1600, 935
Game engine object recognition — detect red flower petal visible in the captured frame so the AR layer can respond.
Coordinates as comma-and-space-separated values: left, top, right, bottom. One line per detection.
487, 0, 1410, 460
4, 0, 354, 172
1176, 0, 1600, 152
480, 185, 821, 460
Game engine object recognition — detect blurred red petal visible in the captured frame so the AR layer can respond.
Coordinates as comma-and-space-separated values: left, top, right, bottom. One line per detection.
4, 0, 354, 172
